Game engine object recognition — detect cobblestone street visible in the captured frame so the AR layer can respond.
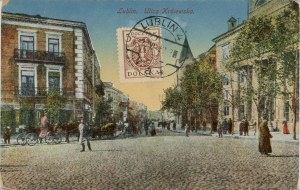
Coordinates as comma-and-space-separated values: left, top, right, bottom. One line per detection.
0, 132, 298, 190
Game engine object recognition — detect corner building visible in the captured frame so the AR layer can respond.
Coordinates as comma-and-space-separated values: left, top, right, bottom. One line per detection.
1, 12, 102, 131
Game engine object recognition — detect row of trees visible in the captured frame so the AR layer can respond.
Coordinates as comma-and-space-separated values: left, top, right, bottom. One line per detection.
225, 2, 299, 139
161, 2, 299, 139
161, 55, 223, 127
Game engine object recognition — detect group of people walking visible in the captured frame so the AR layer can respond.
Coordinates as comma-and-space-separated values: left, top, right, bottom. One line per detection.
239, 118, 250, 136
217, 118, 233, 138
144, 121, 157, 137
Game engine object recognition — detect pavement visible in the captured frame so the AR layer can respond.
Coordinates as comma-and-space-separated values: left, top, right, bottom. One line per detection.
0, 128, 299, 190
0, 132, 298, 190
169, 128, 299, 145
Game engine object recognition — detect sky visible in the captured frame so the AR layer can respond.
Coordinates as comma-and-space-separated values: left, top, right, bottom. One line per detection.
3, 0, 248, 110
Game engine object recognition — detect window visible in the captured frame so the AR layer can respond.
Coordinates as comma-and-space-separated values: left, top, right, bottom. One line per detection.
21, 70, 35, 96
48, 71, 60, 91
18, 29, 37, 59
223, 75, 229, 85
20, 36, 34, 51
18, 29, 37, 50
224, 104, 230, 116
46, 32, 62, 55
48, 38, 59, 55
18, 64, 38, 96
239, 71, 244, 83
45, 65, 63, 94
222, 44, 230, 59
224, 90, 229, 100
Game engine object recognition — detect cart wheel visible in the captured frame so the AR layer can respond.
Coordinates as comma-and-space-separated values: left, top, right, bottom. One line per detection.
54, 134, 62, 144
26, 133, 38, 146
17, 133, 27, 146
46, 134, 54, 144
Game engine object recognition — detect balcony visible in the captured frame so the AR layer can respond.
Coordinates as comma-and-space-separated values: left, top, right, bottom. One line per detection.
15, 87, 75, 99
14, 49, 65, 65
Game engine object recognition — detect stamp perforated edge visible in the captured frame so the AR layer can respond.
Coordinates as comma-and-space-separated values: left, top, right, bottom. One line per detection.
117, 27, 163, 83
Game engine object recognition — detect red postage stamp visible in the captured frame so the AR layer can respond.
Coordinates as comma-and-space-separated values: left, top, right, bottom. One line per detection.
117, 27, 162, 82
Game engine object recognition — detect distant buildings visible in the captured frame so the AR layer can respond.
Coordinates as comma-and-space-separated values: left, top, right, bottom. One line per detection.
1, 12, 103, 130
103, 82, 147, 123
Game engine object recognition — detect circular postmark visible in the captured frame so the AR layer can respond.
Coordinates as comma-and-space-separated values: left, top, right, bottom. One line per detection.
125, 16, 190, 78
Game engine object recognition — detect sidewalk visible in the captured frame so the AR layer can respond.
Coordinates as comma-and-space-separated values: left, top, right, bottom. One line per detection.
168, 127, 298, 145
211, 131, 299, 145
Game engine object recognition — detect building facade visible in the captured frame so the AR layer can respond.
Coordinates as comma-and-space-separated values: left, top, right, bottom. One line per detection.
213, 0, 298, 131
103, 82, 127, 122
1, 12, 102, 131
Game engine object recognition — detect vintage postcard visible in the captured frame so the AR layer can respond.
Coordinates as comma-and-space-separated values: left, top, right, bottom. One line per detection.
0, 0, 299, 189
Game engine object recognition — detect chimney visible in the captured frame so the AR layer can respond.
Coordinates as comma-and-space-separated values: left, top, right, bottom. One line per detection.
227, 17, 237, 31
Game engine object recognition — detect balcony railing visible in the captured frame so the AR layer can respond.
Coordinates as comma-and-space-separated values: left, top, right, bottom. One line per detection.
14, 49, 65, 64
15, 87, 75, 98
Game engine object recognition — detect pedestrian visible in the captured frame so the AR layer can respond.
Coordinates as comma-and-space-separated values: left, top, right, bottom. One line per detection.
282, 121, 290, 134
222, 119, 228, 134
3, 126, 11, 144
217, 121, 223, 138
202, 120, 207, 131
239, 120, 244, 136
228, 118, 233, 135
244, 119, 249, 136
172, 121, 176, 130
39, 112, 49, 143
150, 122, 156, 136
259, 117, 272, 156
78, 119, 92, 152
144, 122, 149, 136
184, 123, 190, 137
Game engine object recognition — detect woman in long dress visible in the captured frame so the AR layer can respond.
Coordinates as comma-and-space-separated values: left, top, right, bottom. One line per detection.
259, 120, 272, 156
39, 112, 48, 143
282, 121, 290, 134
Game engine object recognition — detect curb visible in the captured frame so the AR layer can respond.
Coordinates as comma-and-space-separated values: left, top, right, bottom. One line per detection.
212, 134, 299, 145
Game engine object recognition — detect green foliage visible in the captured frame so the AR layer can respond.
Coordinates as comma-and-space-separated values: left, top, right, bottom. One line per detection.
94, 99, 112, 127
225, 2, 299, 121
162, 55, 223, 120
20, 105, 35, 127
161, 87, 182, 115
45, 90, 66, 125
1, 110, 16, 129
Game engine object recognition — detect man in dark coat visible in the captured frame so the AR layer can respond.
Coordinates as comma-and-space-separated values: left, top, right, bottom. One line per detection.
228, 118, 233, 134
259, 119, 272, 156
244, 119, 249, 136
239, 120, 244, 136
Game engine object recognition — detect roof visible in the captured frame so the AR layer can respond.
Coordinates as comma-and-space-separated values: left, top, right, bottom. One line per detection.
2, 12, 86, 26
212, 22, 246, 43
228, 17, 237, 22
2, 12, 95, 53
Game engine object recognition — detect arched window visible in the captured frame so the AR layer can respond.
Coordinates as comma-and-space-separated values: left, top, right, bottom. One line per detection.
223, 75, 229, 85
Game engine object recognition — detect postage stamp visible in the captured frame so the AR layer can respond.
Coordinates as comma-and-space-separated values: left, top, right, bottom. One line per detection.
117, 27, 162, 82
117, 16, 189, 82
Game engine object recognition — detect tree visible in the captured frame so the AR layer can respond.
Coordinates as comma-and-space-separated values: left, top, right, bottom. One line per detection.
162, 54, 223, 128
226, 15, 277, 135
45, 90, 66, 125
161, 87, 182, 116
226, 2, 299, 138
272, 3, 299, 139
94, 98, 112, 127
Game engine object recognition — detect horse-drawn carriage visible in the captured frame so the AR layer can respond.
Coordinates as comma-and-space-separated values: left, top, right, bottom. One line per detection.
16, 124, 63, 146
91, 123, 117, 139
